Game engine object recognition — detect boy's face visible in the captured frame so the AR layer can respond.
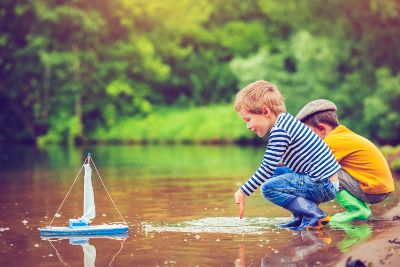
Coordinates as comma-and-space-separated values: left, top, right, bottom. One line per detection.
238, 108, 275, 138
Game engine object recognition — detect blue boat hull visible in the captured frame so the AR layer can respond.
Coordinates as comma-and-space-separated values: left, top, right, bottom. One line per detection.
40, 224, 128, 236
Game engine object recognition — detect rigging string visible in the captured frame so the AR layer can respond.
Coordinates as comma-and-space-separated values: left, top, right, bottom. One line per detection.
48, 239, 69, 266
91, 158, 128, 225
48, 160, 86, 227
108, 237, 127, 266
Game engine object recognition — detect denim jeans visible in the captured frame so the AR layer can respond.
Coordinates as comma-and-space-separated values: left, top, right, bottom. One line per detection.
261, 167, 338, 208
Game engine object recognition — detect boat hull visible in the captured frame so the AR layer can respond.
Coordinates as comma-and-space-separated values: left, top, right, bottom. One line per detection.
40, 224, 128, 236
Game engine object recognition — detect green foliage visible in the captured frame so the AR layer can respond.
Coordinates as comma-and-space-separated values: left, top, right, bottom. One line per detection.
380, 145, 397, 158
216, 20, 268, 56
391, 158, 400, 173
363, 69, 400, 143
380, 145, 400, 172
381, 145, 400, 157
37, 114, 82, 146
92, 105, 253, 144
1, 0, 400, 145
104, 79, 153, 127
230, 30, 346, 114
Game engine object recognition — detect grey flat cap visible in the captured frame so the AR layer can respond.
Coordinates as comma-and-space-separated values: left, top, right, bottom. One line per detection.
296, 99, 337, 121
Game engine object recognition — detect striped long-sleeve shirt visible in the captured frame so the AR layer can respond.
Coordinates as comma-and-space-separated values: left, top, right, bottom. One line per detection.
240, 112, 341, 196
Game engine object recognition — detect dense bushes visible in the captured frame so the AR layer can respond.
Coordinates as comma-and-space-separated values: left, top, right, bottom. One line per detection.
1, 0, 399, 145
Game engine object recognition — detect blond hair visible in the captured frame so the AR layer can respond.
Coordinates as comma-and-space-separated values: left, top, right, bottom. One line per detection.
234, 80, 286, 115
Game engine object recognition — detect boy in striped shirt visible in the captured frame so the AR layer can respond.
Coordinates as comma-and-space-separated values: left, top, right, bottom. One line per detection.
234, 80, 340, 231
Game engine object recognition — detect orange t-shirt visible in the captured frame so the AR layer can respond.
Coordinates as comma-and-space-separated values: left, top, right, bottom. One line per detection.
324, 125, 394, 194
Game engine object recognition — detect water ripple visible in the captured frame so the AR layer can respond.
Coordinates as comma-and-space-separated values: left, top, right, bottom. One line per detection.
143, 217, 288, 234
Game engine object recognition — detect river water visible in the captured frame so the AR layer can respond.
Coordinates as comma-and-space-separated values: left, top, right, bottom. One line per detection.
0, 145, 398, 266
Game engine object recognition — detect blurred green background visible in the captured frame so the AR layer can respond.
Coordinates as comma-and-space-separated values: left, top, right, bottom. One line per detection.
1, 0, 399, 146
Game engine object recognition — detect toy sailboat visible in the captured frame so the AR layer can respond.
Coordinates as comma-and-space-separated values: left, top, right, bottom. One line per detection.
40, 153, 128, 236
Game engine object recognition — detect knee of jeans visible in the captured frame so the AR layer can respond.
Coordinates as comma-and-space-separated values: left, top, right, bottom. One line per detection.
261, 182, 274, 199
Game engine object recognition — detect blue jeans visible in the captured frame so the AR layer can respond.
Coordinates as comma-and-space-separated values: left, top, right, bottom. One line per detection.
261, 167, 338, 207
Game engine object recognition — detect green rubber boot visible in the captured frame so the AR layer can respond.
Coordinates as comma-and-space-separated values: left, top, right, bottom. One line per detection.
330, 190, 371, 223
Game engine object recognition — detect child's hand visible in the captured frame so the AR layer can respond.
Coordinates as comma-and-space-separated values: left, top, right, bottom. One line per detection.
234, 189, 246, 219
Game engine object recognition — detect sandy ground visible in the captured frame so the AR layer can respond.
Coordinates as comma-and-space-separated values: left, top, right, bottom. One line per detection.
335, 202, 400, 266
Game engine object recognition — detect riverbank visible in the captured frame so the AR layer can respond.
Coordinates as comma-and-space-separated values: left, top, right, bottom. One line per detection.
335, 201, 400, 266
37, 105, 255, 146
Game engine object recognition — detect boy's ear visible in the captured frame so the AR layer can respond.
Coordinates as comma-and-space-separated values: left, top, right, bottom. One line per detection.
317, 123, 325, 131
262, 106, 271, 116
317, 123, 328, 136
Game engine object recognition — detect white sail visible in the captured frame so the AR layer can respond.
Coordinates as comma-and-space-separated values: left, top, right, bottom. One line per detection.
81, 164, 96, 223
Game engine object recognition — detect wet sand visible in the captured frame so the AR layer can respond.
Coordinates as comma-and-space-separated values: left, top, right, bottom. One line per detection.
335, 202, 400, 266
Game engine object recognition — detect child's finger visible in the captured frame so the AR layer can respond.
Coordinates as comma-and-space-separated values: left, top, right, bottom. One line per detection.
239, 198, 245, 219
239, 205, 244, 219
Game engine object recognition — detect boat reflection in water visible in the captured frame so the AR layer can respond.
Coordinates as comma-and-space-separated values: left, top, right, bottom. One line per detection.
41, 234, 128, 267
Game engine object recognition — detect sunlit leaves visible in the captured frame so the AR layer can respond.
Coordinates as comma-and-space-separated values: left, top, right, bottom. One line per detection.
105, 79, 153, 122
215, 21, 267, 56
106, 80, 134, 97
130, 36, 170, 81
370, 0, 400, 20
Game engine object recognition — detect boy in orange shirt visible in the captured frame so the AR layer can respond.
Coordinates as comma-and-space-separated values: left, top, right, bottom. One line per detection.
296, 99, 394, 222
